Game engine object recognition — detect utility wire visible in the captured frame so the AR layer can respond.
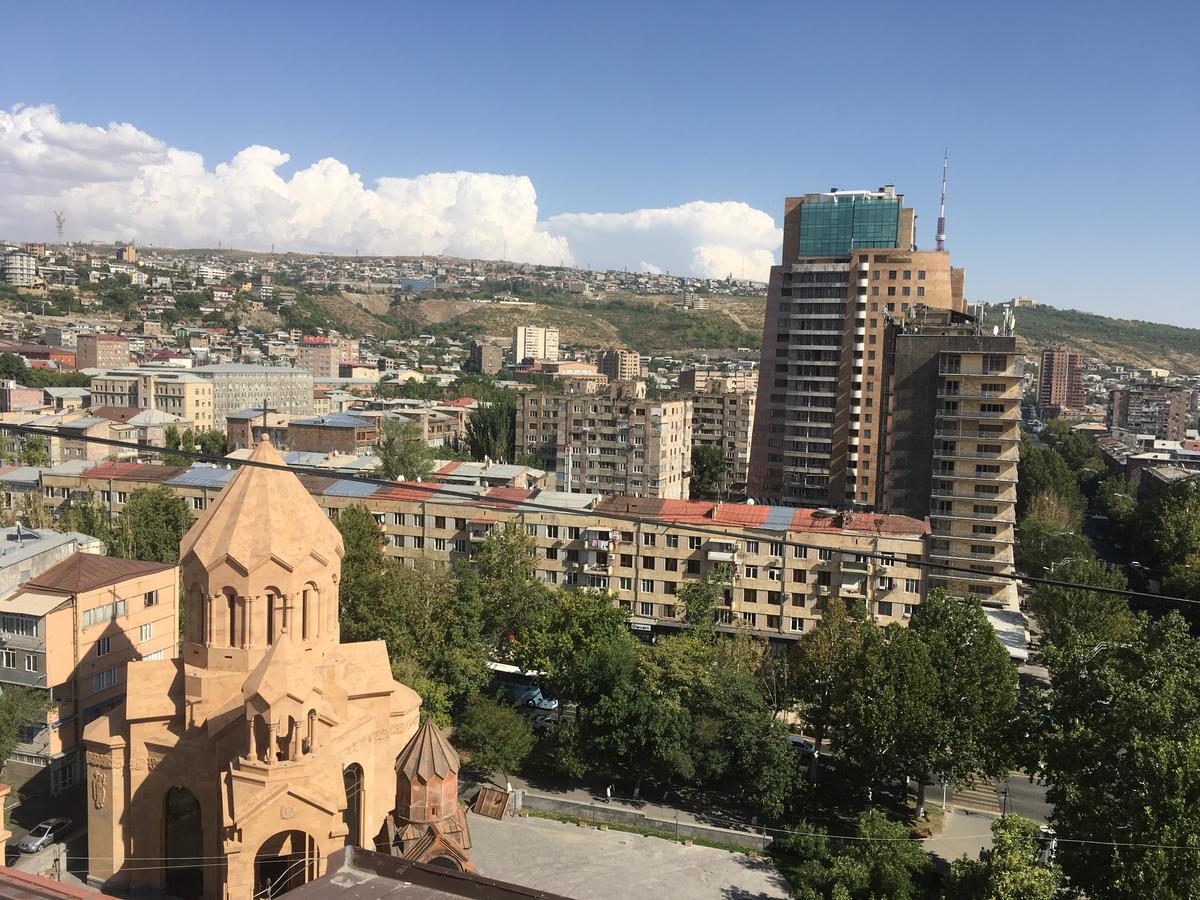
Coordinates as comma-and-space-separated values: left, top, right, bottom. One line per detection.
1, 422, 1193, 608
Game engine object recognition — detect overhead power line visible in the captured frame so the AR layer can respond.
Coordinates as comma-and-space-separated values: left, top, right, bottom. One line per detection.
2, 422, 1194, 608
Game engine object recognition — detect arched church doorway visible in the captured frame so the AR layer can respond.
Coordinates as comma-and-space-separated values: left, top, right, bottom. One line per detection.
343, 763, 363, 848
164, 786, 203, 899
254, 830, 318, 897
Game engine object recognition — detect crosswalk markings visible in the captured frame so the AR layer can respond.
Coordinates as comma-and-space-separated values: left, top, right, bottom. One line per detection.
953, 778, 1000, 814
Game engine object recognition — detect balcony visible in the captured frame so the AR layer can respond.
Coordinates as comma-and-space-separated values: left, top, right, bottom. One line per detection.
939, 366, 1016, 378
929, 508, 1017, 523
707, 541, 739, 563
583, 562, 613, 575
932, 447, 1019, 462
840, 553, 869, 572
937, 408, 1018, 420
840, 578, 867, 597
933, 428, 1021, 442
937, 388, 1020, 401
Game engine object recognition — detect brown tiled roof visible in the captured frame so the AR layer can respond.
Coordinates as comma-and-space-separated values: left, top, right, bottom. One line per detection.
91, 406, 144, 423
25, 552, 173, 595
81, 462, 189, 483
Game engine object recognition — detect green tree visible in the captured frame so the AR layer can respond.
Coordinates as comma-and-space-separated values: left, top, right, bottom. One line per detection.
0, 687, 54, 777
59, 488, 109, 541
464, 394, 516, 462
1014, 514, 1094, 578
195, 428, 228, 457
944, 815, 1062, 900
453, 696, 535, 783
828, 810, 932, 900
835, 623, 940, 803
678, 566, 728, 640
1026, 556, 1134, 648
376, 419, 434, 482
1094, 475, 1136, 531
18, 435, 50, 467
791, 598, 866, 779
1017, 441, 1083, 520
1041, 612, 1200, 898
689, 444, 727, 499
908, 590, 1019, 806
1134, 480, 1200, 586
469, 521, 551, 646
108, 486, 194, 563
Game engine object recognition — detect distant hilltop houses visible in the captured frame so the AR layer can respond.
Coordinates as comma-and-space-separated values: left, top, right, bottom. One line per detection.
0, 239, 767, 302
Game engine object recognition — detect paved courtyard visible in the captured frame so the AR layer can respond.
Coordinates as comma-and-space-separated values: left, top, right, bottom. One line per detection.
468, 812, 791, 900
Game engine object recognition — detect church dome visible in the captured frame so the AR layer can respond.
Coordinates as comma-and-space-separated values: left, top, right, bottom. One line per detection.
180, 435, 344, 575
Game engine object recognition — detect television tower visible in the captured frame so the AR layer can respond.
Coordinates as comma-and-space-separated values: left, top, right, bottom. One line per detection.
935, 150, 948, 252
53, 210, 66, 246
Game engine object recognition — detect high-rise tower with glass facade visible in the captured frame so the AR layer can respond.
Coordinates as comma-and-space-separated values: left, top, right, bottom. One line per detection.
748, 186, 966, 507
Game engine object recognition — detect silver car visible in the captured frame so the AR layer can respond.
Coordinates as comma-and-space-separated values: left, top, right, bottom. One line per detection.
17, 817, 71, 853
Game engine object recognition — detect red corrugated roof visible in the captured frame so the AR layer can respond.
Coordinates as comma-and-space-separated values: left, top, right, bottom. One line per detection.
443, 397, 477, 407
478, 487, 532, 509
435, 461, 462, 476
374, 482, 442, 502
81, 462, 189, 483
712, 504, 770, 527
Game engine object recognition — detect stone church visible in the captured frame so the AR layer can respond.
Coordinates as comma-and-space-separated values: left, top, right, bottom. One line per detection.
84, 436, 470, 898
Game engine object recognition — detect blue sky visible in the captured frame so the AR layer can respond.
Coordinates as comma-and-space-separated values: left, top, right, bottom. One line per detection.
2, 1, 1197, 324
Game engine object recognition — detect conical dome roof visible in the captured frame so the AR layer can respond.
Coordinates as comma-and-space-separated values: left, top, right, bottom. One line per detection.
396, 718, 460, 782
179, 435, 344, 573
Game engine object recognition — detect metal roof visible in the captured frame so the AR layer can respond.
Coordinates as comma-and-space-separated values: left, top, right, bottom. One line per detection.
166, 467, 236, 489
323, 479, 381, 499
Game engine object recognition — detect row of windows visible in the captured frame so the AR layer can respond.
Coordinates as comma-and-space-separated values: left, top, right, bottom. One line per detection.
0, 650, 38, 672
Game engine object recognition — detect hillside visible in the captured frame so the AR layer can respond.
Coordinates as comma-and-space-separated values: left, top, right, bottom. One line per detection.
984, 303, 1200, 374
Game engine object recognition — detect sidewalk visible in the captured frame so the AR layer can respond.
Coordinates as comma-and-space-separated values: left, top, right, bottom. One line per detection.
499, 773, 760, 836
923, 808, 996, 872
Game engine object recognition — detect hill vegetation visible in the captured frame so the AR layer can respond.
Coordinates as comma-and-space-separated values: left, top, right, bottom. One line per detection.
984, 303, 1200, 374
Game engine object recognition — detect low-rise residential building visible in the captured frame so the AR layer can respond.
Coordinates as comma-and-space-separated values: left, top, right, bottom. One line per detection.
0, 525, 104, 601
191, 363, 314, 425
89, 369, 216, 430
36, 461, 929, 645
289, 413, 379, 455
516, 380, 692, 498
0, 552, 178, 792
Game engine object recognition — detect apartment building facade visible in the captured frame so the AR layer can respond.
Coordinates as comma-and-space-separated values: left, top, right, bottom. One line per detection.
76, 334, 130, 370
88, 369, 215, 430
516, 380, 693, 499
295, 341, 339, 378
683, 376, 756, 498
467, 340, 504, 375
679, 368, 758, 394
512, 325, 560, 363
192, 363, 314, 425
748, 186, 965, 507
37, 464, 929, 644
0, 553, 178, 793
1107, 383, 1193, 440
1037, 347, 1086, 416
597, 348, 642, 383
2, 252, 37, 288
883, 311, 1021, 608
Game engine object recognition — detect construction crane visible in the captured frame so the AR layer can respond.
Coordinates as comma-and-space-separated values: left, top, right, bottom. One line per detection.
935, 151, 948, 252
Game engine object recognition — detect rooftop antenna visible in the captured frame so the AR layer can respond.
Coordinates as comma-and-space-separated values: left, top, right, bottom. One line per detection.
935, 149, 948, 252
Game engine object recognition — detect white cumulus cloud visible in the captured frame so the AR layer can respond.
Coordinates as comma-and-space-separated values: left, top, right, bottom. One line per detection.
0, 104, 780, 280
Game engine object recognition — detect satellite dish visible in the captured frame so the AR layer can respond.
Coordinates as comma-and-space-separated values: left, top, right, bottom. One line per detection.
746, 498, 756, 505
993, 325, 999, 336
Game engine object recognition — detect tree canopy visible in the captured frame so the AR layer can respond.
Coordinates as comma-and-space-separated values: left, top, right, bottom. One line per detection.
376, 419, 434, 482
107, 486, 194, 563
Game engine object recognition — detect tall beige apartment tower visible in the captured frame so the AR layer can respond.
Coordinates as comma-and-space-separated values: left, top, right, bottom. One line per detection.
882, 307, 1021, 608
513, 325, 560, 363
1037, 347, 1085, 416
748, 186, 965, 507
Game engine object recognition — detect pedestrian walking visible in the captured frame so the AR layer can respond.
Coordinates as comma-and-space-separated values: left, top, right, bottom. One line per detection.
605, 784, 613, 804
